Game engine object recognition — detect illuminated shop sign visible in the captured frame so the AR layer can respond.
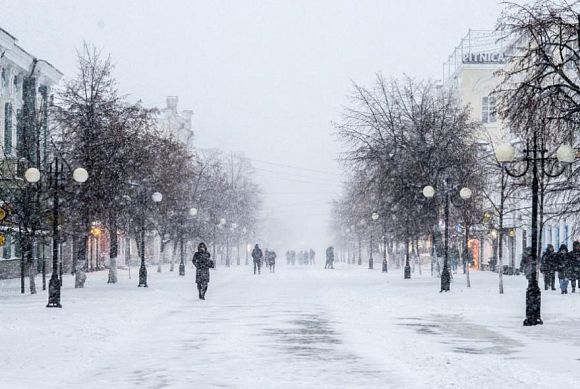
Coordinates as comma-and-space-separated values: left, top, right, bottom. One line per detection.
462, 52, 505, 64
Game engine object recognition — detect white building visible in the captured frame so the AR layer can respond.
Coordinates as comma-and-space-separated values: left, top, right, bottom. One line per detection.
0, 27, 63, 279
442, 29, 578, 271
156, 96, 194, 152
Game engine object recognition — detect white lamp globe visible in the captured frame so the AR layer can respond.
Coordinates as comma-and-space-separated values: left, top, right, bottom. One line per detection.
72, 167, 89, 183
556, 144, 576, 164
371, 212, 379, 221
189, 207, 198, 216
459, 187, 472, 200
24, 168, 41, 183
495, 143, 516, 163
220, 218, 226, 225
422, 185, 435, 198
151, 192, 163, 202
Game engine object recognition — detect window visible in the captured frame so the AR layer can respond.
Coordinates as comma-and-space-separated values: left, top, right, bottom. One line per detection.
3, 233, 11, 259
4, 103, 12, 155
482, 96, 497, 123
0, 68, 8, 95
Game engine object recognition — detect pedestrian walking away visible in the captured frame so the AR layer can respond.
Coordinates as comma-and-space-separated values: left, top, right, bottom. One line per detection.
269, 250, 277, 273
325, 246, 335, 269
541, 244, 556, 291
568, 241, 580, 293
192, 242, 214, 300
252, 244, 263, 275
556, 244, 570, 294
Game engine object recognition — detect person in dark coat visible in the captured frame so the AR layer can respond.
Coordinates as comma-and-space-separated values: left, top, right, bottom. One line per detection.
269, 250, 277, 273
325, 246, 335, 269
520, 247, 533, 280
556, 244, 570, 294
252, 244, 263, 275
569, 241, 580, 293
541, 244, 556, 291
192, 242, 214, 300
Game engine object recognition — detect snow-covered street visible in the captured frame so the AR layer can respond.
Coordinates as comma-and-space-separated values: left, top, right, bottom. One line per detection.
2, 264, 580, 388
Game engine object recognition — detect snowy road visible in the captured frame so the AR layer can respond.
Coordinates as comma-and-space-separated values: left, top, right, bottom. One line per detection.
2, 264, 580, 388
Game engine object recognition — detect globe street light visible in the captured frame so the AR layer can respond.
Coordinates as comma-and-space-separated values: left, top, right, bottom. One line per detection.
495, 138, 575, 326
25, 160, 88, 308
422, 180, 472, 292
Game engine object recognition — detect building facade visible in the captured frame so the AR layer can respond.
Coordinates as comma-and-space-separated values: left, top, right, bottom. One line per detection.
0, 27, 62, 280
157, 96, 194, 152
444, 29, 576, 272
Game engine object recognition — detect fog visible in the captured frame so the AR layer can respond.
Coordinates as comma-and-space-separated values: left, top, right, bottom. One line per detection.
0, 0, 502, 249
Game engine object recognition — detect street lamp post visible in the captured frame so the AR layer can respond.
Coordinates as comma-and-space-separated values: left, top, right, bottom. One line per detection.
25, 160, 88, 308
495, 138, 575, 326
357, 220, 364, 265
369, 212, 379, 269
423, 181, 472, 292
138, 191, 162, 287
231, 223, 239, 265
242, 227, 248, 265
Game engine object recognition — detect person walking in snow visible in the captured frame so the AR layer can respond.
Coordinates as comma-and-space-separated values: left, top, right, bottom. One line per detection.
268, 250, 277, 273
568, 241, 580, 293
556, 244, 570, 294
520, 247, 533, 280
325, 246, 335, 269
192, 242, 214, 300
252, 244, 263, 275
309, 248, 316, 265
541, 244, 556, 291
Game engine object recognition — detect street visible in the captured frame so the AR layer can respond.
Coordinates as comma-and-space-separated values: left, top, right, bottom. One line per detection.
2, 264, 580, 388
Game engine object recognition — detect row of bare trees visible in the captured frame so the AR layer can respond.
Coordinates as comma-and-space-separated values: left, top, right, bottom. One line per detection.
331, 0, 580, 293
331, 76, 486, 273
3, 45, 261, 293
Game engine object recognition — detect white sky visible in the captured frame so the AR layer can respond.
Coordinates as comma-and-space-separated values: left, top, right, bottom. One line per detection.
0, 0, 504, 249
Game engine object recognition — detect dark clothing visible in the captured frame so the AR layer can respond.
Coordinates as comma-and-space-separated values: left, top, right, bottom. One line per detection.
520, 253, 533, 280
192, 249, 213, 300
325, 247, 334, 269
252, 247, 263, 275
193, 251, 213, 285
252, 247, 263, 262
541, 248, 557, 290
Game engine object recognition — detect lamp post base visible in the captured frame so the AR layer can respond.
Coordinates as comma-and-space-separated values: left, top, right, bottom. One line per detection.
138, 263, 148, 287
523, 282, 543, 326
46, 275, 62, 308
368, 258, 373, 270
179, 262, 185, 276
440, 267, 451, 292
382, 260, 388, 273
404, 264, 411, 279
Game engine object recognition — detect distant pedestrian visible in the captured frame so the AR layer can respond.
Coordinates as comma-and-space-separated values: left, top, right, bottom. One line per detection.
557, 244, 569, 294
569, 241, 580, 293
192, 242, 214, 300
325, 246, 335, 269
540, 244, 556, 291
268, 250, 277, 273
252, 244, 263, 275
309, 248, 316, 265
520, 247, 533, 280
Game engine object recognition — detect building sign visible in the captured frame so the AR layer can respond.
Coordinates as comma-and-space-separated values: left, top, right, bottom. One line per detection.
463, 52, 505, 64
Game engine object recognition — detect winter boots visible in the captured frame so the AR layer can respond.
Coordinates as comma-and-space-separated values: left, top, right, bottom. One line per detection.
197, 284, 207, 300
